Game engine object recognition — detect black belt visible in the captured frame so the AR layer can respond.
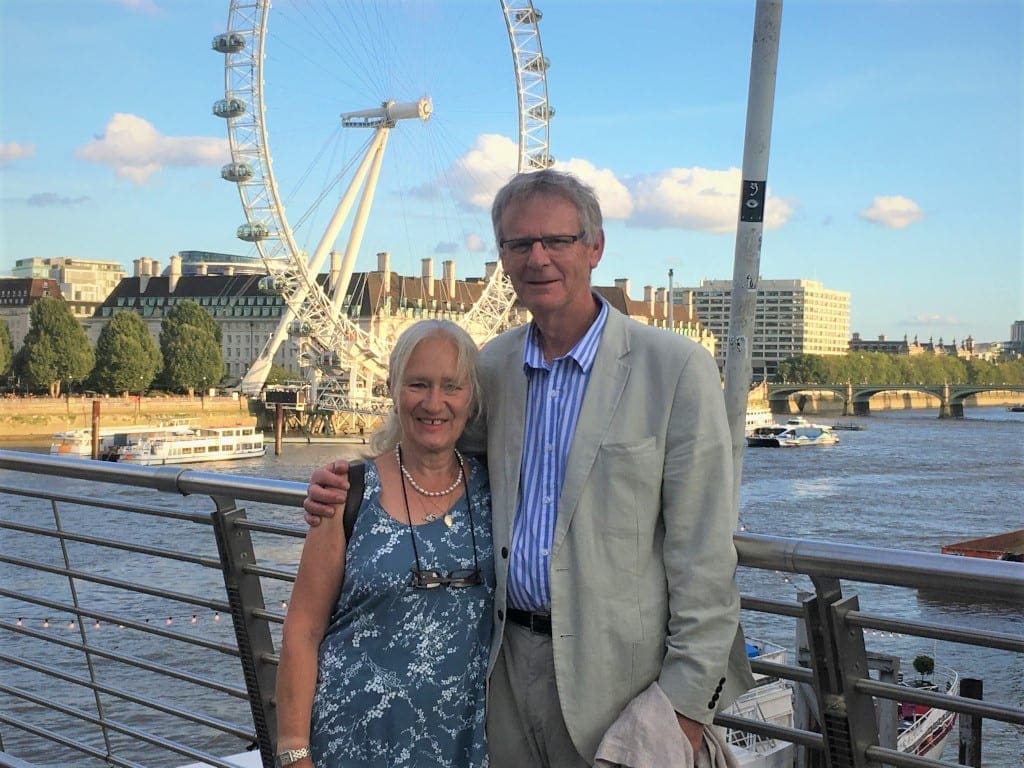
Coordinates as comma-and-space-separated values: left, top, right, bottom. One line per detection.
507, 608, 552, 635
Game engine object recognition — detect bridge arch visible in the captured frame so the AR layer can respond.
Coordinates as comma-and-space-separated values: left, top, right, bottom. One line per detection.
766, 383, 1024, 418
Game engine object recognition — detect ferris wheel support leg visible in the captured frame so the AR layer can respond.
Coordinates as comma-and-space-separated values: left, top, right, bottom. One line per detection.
330, 128, 391, 320
308, 130, 389, 288
238, 304, 302, 394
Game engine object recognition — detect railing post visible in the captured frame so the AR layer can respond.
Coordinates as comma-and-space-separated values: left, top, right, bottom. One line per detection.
211, 499, 278, 768
958, 678, 983, 768
802, 578, 880, 768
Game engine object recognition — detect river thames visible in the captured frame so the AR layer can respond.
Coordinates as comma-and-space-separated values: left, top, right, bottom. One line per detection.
1, 405, 1021, 766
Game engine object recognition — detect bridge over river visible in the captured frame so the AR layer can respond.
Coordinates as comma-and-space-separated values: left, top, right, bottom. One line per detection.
766, 383, 1024, 418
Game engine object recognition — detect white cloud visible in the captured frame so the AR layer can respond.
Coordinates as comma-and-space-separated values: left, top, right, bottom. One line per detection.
444, 134, 520, 210
27, 193, 91, 208
75, 113, 229, 184
444, 138, 791, 235
859, 195, 925, 229
627, 167, 792, 233
903, 313, 960, 328
0, 142, 36, 165
110, 0, 161, 13
553, 157, 634, 220
464, 233, 487, 253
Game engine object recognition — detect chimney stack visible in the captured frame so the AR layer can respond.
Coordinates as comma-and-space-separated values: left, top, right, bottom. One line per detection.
377, 251, 391, 294
442, 260, 456, 301
169, 254, 182, 292
421, 258, 434, 299
614, 278, 631, 298
643, 285, 655, 315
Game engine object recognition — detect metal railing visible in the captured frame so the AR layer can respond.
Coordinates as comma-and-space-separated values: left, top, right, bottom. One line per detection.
1, 449, 1021, 768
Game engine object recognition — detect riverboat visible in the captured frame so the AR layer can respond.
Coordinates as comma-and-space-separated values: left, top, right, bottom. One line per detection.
1006, 404, 1024, 412
746, 417, 839, 448
50, 421, 196, 457
110, 425, 266, 465
725, 643, 959, 767
830, 421, 865, 431
745, 403, 777, 433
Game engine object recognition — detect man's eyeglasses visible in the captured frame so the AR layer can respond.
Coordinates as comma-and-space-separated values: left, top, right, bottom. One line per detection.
499, 231, 586, 256
408, 568, 483, 590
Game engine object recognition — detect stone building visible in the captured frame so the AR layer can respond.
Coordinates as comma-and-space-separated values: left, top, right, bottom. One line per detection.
0, 277, 66, 350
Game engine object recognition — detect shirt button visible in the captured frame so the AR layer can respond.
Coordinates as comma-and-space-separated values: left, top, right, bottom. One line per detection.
540, 549, 549, 556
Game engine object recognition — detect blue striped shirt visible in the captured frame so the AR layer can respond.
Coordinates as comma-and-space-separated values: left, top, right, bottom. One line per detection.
507, 296, 609, 612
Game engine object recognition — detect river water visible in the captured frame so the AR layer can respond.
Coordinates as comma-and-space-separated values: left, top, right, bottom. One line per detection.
1, 406, 1021, 765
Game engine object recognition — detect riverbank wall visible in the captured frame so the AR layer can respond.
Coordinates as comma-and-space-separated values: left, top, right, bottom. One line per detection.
0, 395, 258, 442
1, 390, 1017, 441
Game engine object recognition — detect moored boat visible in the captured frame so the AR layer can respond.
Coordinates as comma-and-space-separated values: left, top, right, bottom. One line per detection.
725, 644, 959, 767
941, 530, 1024, 562
721, 639, 795, 768
896, 665, 959, 759
112, 425, 266, 465
50, 421, 195, 457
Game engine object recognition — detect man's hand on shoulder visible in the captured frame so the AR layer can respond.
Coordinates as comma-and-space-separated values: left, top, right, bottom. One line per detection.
303, 460, 350, 527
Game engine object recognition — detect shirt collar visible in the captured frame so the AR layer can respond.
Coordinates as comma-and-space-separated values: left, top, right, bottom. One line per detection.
522, 293, 609, 373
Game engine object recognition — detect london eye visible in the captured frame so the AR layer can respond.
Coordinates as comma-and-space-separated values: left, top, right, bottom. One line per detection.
212, 0, 553, 414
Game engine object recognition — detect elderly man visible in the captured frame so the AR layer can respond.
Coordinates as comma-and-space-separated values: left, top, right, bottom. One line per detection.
305, 169, 752, 767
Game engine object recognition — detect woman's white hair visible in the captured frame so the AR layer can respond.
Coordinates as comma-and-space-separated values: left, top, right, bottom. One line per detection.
369, 319, 481, 455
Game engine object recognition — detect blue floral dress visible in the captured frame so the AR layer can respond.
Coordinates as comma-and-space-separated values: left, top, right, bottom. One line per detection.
310, 457, 493, 767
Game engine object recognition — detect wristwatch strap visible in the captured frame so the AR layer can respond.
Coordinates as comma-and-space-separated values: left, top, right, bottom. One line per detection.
275, 745, 310, 766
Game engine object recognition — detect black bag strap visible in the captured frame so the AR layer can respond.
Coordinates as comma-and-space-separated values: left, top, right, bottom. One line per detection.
343, 461, 366, 542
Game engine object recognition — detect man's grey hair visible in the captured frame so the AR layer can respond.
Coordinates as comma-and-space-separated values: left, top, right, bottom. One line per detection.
491, 169, 603, 247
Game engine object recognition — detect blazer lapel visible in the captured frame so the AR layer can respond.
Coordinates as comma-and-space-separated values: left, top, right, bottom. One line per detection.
551, 310, 631, 553
494, 330, 528, 540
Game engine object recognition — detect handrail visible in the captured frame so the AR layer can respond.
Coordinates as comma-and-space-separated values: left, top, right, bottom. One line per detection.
1, 449, 1020, 768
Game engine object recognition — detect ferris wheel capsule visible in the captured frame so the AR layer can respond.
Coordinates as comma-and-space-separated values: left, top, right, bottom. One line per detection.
257, 275, 283, 294
213, 97, 247, 119
236, 222, 269, 242
211, 33, 246, 54
523, 54, 550, 73
221, 162, 254, 182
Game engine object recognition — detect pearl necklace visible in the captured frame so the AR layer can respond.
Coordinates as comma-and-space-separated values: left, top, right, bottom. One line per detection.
395, 444, 464, 498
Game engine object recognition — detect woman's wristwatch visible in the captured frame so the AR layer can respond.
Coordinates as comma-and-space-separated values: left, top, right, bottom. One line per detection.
275, 745, 311, 766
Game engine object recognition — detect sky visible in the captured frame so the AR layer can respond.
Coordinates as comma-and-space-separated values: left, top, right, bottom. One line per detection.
1, 0, 1021, 344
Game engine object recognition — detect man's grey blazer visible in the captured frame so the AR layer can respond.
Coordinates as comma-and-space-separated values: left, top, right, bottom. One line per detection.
478, 305, 754, 762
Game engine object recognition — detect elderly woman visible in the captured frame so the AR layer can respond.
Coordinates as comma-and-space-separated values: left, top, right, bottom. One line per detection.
275, 319, 493, 768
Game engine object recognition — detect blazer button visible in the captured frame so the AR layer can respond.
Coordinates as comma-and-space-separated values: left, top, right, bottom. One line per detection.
501, 547, 509, 559
719, 677, 726, 686
497, 609, 504, 621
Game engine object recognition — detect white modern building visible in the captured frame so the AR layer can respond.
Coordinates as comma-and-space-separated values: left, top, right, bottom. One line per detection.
11, 257, 126, 318
675, 278, 850, 378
